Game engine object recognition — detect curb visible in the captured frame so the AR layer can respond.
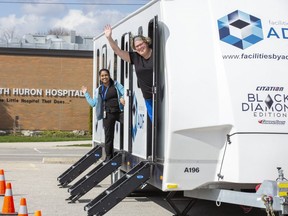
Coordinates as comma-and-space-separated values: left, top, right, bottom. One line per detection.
42, 157, 81, 164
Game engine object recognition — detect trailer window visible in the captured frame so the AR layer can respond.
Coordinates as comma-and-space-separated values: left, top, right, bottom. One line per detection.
102, 44, 107, 69
125, 41, 129, 79
96, 49, 100, 87
113, 40, 118, 81
148, 22, 153, 48
138, 26, 143, 36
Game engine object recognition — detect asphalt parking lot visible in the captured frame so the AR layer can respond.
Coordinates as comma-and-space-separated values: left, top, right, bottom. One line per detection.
0, 141, 172, 216
0, 141, 268, 216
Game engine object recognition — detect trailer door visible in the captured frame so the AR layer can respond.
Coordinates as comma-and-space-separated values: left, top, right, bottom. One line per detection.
121, 33, 133, 153
149, 16, 160, 161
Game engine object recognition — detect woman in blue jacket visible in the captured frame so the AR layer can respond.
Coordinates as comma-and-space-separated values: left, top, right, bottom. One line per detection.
81, 68, 125, 162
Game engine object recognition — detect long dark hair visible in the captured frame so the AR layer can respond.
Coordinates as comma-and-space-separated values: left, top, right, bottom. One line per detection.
99, 68, 114, 85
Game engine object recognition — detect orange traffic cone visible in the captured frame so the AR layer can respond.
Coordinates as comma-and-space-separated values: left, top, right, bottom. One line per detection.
34, 210, 42, 216
0, 169, 6, 196
18, 198, 28, 216
1, 182, 17, 215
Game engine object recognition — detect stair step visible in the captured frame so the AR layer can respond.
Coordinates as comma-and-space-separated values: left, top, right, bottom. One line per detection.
85, 161, 152, 216
57, 145, 102, 186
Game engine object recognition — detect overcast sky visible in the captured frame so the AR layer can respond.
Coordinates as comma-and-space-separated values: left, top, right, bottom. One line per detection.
0, 0, 150, 38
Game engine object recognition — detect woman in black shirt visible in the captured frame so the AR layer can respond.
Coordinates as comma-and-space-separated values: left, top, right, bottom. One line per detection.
82, 69, 125, 162
104, 25, 153, 122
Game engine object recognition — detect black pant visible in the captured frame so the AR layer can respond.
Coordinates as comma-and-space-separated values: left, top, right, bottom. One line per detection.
103, 111, 123, 159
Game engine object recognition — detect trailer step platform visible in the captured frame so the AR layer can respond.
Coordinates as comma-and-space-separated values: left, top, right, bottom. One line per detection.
66, 152, 123, 202
57, 145, 102, 187
84, 161, 151, 216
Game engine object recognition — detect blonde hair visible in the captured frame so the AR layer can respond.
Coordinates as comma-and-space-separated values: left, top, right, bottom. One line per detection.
130, 35, 152, 50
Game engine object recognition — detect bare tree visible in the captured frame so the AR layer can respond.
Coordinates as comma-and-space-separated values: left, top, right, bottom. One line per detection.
0, 27, 16, 42
47, 27, 70, 36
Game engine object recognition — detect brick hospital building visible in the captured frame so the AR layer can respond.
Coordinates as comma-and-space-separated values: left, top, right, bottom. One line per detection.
0, 47, 93, 131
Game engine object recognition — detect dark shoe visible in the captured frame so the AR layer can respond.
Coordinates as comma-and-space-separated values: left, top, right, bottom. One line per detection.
103, 155, 111, 163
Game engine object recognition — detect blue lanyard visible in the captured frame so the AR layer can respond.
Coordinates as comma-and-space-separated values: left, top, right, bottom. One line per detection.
101, 84, 110, 100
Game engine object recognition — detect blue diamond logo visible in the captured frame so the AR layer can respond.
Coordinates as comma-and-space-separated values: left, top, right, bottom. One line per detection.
218, 10, 263, 49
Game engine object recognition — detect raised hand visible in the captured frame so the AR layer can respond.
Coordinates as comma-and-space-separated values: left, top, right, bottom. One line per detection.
81, 86, 87, 94
104, 24, 112, 39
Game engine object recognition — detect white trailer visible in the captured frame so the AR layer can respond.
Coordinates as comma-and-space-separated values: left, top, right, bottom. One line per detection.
78, 0, 288, 215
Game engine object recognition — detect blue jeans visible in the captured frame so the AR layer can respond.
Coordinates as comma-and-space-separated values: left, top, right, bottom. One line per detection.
145, 99, 153, 122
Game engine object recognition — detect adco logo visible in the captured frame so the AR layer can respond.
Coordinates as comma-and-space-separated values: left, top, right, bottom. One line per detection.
217, 10, 264, 49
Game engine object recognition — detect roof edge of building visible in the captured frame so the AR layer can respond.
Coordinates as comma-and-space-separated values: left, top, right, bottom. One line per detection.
0, 47, 93, 58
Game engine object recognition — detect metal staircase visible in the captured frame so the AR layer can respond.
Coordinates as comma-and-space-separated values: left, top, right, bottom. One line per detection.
84, 161, 152, 216
66, 152, 122, 202
57, 145, 102, 187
